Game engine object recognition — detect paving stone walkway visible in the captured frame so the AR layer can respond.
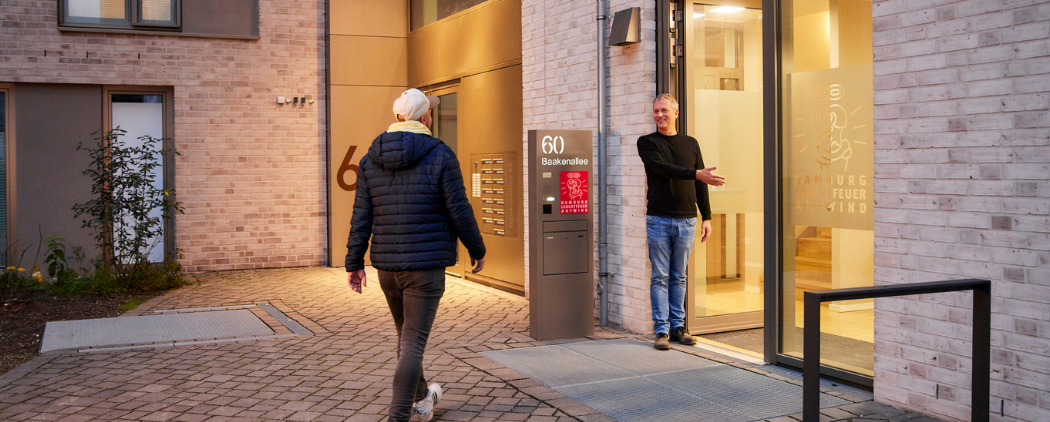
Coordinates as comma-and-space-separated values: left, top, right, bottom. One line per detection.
0, 267, 939, 422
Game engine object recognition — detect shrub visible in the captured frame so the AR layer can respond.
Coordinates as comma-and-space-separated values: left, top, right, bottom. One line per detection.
71, 128, 185, 289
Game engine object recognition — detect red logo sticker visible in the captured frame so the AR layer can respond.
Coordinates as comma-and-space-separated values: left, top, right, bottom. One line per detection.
560, 171, 589, 214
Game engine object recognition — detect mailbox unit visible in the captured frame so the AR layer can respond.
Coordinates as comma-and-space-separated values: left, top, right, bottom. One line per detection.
527, 130, 595, 340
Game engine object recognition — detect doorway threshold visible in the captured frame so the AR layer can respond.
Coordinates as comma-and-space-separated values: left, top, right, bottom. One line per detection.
692, 338, 764, 365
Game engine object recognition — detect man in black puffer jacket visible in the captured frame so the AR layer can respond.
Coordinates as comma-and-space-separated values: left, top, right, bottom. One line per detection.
346, 88, 485, 422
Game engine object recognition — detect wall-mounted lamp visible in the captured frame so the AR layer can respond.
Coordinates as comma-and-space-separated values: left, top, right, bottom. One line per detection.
609, 7, 640, 46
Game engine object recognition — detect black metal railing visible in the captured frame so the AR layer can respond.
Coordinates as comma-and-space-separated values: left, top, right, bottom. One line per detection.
802, 279, 991, 422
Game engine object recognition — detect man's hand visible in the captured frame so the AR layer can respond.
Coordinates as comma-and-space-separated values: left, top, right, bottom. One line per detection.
470, 257, 486, 274
700, 220, 712, 243
696, 167, 725, 186
347, 270, 367, 294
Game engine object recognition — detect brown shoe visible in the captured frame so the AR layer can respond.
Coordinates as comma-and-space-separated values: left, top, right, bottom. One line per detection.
670, 327, 696, 345
654, 333, 671, 350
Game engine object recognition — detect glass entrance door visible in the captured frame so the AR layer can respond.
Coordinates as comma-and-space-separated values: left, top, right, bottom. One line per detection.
682, 2, 765, 344
778, 0, 875, 378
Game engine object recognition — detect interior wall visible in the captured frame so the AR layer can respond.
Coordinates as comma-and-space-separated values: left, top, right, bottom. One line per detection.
328, 0, 409, 267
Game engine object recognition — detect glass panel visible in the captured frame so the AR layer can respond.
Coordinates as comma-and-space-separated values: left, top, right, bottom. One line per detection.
687, 5, 764, 325
410, 0, 489, 31
779, 0, 875, 376
64, 0, 128, 24
434, 93, 458, 154
433, 92, 459, 269
0, 92, 6, 267
111, 94, 165, 263
139, 0, 176, 25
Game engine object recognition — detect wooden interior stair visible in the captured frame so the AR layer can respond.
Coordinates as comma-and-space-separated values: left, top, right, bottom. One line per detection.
795, 227, 832, 292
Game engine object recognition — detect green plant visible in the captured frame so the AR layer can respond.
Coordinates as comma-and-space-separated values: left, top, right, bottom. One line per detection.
70, 246, 92, 278
44, 236, 69, 279
0, 240, 41, 305
117, 297, 148, 313
72, 128, 185, 288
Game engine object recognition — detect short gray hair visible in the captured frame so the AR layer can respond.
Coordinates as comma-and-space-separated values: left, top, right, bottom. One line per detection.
653, 93, 679, 111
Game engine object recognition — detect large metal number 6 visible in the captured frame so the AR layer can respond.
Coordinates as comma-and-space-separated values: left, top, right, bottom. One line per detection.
337, 145, 359, 191
542, 136, 554, 154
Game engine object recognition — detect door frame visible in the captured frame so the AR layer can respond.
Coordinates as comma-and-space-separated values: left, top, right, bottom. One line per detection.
660, 0, 874, 387
0, 83, 16, 265
102, 85, 177, 261
667, 0, 767, 339
421, 82, 466, 277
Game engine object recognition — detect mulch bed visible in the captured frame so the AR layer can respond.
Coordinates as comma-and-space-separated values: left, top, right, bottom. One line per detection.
0, 291, 163, 376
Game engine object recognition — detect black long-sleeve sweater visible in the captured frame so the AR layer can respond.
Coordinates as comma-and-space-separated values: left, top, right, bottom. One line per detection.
637, 131, 712, 221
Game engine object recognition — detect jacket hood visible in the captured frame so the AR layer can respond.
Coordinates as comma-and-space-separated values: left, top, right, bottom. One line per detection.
367, 131, 444, 171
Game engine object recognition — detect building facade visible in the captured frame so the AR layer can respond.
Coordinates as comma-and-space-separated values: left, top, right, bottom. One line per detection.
1, 0, 327, 272
2, 1, 1048, 421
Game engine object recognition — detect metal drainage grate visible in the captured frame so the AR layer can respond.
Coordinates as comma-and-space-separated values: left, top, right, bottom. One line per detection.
482, 338, 850, 422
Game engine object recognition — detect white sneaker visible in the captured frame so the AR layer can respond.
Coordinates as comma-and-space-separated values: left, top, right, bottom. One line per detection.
413, 383, 441, 421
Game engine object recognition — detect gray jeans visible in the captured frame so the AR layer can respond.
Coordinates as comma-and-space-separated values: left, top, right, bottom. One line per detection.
377, 268, 445, 422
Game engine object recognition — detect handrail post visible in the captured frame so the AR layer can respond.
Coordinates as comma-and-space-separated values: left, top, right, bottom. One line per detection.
800, 279, 991, 422
972, 283, 991, 422
803, 291, 821, 422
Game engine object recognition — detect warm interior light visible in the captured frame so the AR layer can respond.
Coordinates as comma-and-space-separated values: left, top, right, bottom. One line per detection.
693, 12, 706, 18
709, 6, 745, 13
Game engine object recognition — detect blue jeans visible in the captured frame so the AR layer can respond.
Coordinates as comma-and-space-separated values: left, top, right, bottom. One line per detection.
647, 215, 696, 335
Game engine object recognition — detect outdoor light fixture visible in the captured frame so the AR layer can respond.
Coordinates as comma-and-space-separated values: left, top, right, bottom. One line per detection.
709, 6, 744, 13
609, 7, 641, 46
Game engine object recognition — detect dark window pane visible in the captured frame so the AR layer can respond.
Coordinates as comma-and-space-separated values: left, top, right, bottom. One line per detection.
112, 94, 163, 103
410, 0, 489, 31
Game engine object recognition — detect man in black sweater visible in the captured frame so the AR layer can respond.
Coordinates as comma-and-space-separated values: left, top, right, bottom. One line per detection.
637, 93, 725, 350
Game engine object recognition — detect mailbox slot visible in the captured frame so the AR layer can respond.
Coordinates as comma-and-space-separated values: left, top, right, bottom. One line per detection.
543, 220, 588, 232
543, 231, 588, 275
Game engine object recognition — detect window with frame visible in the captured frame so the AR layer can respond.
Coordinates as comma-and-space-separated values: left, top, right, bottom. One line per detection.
61, 0, 180, 30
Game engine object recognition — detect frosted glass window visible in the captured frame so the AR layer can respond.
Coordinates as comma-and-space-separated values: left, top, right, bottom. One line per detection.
139, 0, 176, 25
112, 94, 166, 263
62, 0, 179, 28
64, 0, 128, 24
778, 0, 875, 376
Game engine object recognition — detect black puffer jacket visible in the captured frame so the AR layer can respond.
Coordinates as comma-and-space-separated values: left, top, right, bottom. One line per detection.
345, 130, 485, 272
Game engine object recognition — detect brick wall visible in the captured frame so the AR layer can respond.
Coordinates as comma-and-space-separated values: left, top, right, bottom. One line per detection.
522, 0, 656, 333
872, 0, 1049, 420
0, 1, 327, 272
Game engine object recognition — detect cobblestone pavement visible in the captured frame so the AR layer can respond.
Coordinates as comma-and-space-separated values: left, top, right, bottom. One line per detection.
0, 267, 939, 422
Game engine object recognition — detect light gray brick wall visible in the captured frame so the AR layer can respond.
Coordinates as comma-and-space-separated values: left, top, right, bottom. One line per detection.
522, 0, 656, 333
0, 1, 327, 272
872, 0, 1050, 421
